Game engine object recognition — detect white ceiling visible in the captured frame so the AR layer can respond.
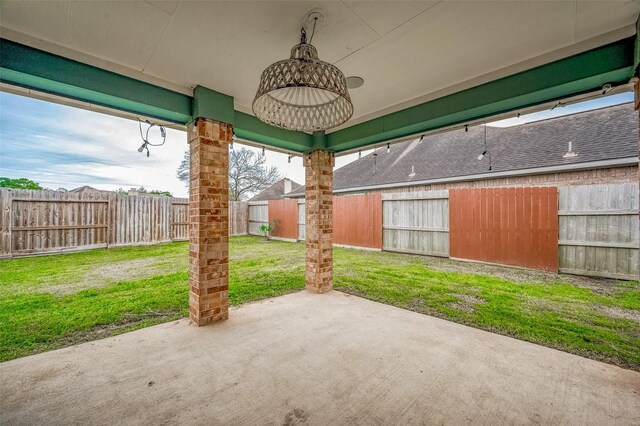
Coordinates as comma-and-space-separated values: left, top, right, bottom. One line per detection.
1, 1, 639, 130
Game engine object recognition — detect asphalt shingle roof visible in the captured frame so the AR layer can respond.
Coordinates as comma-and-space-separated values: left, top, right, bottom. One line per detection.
287, 103, 638, 196
250, 178, 302, 201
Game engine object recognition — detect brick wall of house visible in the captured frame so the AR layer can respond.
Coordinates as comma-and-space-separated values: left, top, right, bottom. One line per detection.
372, 165, 638, 194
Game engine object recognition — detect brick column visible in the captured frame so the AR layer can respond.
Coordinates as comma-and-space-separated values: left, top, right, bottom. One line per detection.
304, 150, 334, 293
187, 118, 232, 325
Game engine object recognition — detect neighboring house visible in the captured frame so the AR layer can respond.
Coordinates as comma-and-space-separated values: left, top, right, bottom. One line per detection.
249, 178, 302, 201
68, 185, 110, 195
287, 103, 638, 197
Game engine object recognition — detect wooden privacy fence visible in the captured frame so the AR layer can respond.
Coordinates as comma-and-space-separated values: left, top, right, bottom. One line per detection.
0, 189, 248, 258
1, 190, 112, 257
268, 199, 298, 240
248, 201, 269, 235
558, 183, 638, 279
334, 193, 382, 249
247, 183, 637, 279
298, 200, 306, 240
6, 183, 638, 279
449, 187, 559, 271
382, 191, 449, 257
279, 193, 383, 249
170, 200, 248, 240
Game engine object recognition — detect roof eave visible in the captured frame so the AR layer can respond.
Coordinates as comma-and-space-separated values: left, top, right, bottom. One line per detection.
287, 157, 639, 197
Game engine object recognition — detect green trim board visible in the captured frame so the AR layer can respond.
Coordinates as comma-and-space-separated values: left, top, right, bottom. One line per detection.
234, 111, 312, 151
0, 38, 312, 152
0, 67, 193, 124
1, 34, 637, 154
0, 38, 192, 124
192, 86, 234, 125
327, 36, 637, 152
635, 17, 640, 72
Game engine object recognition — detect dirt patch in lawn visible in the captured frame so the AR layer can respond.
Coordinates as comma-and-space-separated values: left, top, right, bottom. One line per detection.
412, 256, 632, 294
595, 305, 640, 323
448, 294, 487, 313
39, 258, 181, 295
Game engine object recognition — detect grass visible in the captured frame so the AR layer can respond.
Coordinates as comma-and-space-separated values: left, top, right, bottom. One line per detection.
0, 237, 304, 362
1, 236, 638, 371
333, 249, 640, 370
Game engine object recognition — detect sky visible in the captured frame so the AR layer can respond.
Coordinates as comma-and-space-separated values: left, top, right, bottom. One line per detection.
0, 91, 633, 198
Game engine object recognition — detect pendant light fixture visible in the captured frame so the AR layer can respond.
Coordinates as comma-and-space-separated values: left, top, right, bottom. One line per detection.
252, 19, 353, 132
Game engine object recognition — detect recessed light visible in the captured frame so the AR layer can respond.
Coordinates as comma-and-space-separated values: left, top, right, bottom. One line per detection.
346, 76, 364, 89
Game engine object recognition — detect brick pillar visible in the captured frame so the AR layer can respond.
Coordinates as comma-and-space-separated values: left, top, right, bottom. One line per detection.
304, 150, 334, 293
188, 118, 231, 326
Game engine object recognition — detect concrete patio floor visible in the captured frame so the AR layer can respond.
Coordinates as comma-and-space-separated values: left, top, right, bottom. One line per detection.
1, 291, 639, 425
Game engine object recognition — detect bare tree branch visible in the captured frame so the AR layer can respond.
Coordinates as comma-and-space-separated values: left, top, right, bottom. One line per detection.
177, 147, 281, 200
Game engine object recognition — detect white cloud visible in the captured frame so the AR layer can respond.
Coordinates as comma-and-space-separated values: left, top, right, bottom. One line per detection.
1, 92, 368, 196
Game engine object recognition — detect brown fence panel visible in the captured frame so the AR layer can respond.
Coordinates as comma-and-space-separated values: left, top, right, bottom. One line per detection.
449, 187, 558, 271
170, 200, 189, 241
0, 189, 110, 257
229, 202, 249, 236
0, 189, 251, 258
268, 199, 298, 240
334, 193, 382, 249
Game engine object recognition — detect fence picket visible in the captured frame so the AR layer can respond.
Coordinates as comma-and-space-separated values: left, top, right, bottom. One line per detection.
0, 189, 248, 257
558, 183, 638, 279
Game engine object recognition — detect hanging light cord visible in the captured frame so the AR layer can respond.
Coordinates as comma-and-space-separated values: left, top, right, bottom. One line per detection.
308, 17, 318, 45
138, 119, 166, 157
483, 122, 492, 171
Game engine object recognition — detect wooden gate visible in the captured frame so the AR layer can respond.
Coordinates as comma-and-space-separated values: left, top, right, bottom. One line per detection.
248, 201, 269, 236
449, 187, 558, 271
169, 200, 189, 241
268, 199, 298, 240
334, 193, 382, 249
382, 190, 449, 256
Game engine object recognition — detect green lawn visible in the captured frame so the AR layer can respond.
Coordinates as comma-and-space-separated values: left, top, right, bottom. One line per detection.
1, 236, 638, 371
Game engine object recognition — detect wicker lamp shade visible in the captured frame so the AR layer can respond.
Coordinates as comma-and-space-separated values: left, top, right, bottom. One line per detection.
253, 41, 353, 132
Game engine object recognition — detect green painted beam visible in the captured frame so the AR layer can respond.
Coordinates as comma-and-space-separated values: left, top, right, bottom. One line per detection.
327, 36, 637, 152
192, 85, 234, 125
2, 34, 636, 155
0, 38, 313, 152
311, 131, 327, 149
0, 38, 192, 123
635, 17, 640, 72
234, 111, 313, 152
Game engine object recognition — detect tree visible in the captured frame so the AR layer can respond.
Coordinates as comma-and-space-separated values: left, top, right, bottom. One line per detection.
0, 177, 43, 190
177, 147, 281, 201
148, 190, 173, 197
134, 186, 172, 197
177, 150, 189, 185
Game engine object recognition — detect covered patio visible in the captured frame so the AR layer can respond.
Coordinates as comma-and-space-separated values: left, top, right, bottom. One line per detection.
1, 1, 639, 423
2, 291, 639, 425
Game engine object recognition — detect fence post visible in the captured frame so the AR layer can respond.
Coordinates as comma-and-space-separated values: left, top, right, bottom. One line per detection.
106, 193, 114, 248
1, 189, 14, 259
8, 190, 12, 259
